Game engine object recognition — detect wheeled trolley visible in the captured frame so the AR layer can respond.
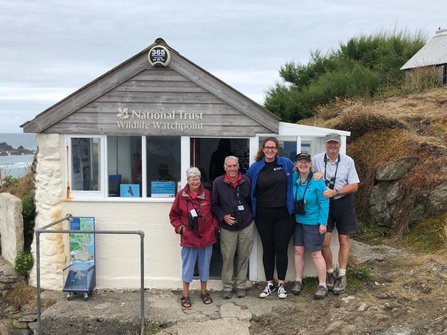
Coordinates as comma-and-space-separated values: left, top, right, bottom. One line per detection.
63, 217, 96, 301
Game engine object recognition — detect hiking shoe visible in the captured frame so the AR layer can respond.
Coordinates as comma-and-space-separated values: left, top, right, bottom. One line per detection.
222, 290, 232, 299
314, 285, 328, 299
327, 272, 336, 291
259, 283, 276, 298
333, 275, 347, 295
277, 283, 287, 299
291, 281, 303, 296
237, 289, 246, 298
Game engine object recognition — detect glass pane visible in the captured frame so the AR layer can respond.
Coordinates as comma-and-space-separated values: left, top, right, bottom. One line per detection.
107, 136, 142, 197
258, 137, 297, 161
146, 136, 180, 197
71, 138, 101, 191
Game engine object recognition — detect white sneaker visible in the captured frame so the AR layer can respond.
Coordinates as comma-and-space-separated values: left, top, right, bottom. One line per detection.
259, 283, 276, 298
277, 283, 287, 299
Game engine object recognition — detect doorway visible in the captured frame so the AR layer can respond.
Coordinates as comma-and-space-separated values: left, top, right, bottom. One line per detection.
190, 138, 250, 277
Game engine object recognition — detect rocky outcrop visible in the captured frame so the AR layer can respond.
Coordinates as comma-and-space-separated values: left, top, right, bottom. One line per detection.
368, 158, 447, 228
0, 142, 35, 156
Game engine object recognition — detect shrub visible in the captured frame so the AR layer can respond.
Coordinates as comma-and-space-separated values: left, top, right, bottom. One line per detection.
21, 194, 35, 252
14, 253, 34, 277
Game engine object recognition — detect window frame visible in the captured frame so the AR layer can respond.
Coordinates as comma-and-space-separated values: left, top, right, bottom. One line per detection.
66, 134, 185, 202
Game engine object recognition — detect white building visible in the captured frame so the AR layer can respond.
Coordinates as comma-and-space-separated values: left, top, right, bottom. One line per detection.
22, 38, 349, 291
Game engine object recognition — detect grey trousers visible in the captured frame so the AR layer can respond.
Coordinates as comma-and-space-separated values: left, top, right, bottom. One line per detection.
220, 222, 255, 291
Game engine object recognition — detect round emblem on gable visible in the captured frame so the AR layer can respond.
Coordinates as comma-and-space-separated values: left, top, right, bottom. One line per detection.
148, 45, 171, 67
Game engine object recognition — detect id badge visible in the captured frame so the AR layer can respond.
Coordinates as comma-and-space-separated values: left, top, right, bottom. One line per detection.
237, 205, 244, 211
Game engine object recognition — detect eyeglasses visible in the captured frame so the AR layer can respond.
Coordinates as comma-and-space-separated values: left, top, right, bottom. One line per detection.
264, 146, 277, 150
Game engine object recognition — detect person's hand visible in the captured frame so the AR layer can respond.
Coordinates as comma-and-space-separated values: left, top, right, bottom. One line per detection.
178, 226, 184, 234
224, 214, 236, 225
314, 172, 323, 180
319, 224, 327, 234
323, 188, 337, 199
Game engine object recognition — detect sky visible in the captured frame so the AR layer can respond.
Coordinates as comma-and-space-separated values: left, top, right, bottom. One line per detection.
1, 0, 446, 133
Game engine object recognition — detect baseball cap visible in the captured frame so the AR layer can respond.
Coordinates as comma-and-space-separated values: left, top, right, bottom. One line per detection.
295, 153, 311, 161
324, 133, 341, 143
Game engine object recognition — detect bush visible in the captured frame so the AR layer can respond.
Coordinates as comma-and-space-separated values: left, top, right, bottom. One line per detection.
14, 253, 34, 277
22, 194, 35, 252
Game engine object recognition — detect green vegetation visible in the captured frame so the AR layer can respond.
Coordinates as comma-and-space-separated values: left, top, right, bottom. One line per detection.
265, 29, 429, 122
402, 214, 447, 253
14, 252, 34, 277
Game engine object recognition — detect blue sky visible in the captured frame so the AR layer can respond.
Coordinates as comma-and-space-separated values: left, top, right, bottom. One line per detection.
1, 0, 446, 133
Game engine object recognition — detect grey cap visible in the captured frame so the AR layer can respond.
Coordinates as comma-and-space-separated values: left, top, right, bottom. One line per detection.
324, 133, 341, 143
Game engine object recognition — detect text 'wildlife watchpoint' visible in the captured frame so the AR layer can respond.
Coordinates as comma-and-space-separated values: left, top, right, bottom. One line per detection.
116, 108, 204, 131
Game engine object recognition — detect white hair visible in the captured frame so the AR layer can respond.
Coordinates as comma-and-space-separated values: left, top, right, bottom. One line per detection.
186, 167, 201, 179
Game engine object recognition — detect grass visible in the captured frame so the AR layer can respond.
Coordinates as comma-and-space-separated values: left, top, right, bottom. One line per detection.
402, 214, 447, 253
4, 280, 36, 310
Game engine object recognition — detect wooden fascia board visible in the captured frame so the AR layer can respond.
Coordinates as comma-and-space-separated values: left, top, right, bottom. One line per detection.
22, 52, 152, 133
168, 53, 279, 133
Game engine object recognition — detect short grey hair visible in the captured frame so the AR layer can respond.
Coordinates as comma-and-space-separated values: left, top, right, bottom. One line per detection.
224, 156, 239, 166
186, 167, 201, 180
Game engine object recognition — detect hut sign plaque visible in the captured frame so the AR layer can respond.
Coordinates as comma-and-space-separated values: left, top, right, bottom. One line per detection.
148, 45, 171, 67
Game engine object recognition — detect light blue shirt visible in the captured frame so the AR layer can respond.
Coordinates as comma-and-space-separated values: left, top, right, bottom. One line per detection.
292, 172, 329, 226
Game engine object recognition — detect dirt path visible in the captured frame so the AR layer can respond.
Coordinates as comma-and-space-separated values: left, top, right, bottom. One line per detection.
249, 241, 447, 335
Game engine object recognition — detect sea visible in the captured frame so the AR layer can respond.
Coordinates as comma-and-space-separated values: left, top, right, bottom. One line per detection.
0, 133, 38, 179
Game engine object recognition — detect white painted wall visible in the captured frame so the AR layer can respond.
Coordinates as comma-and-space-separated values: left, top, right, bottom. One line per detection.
31, 130, 344, 291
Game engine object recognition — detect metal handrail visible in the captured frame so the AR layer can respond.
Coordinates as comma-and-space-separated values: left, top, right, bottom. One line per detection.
35, 214, 145, 335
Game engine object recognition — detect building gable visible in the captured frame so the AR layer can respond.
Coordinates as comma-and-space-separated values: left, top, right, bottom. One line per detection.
22, 38, 279, 135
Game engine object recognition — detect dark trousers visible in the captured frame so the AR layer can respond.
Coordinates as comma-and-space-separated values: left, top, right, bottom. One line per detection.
256, 206, 295, 281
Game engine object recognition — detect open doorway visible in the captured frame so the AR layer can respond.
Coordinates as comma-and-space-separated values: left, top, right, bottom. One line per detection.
190, 138, 249, 277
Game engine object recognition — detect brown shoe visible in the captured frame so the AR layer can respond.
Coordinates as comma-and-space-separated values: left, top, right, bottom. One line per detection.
237, 289, 246, 298
222, 290, 232, 299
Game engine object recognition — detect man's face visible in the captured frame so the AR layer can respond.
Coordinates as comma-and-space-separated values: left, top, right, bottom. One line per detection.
224, 159, 239, 179
324, 140, 341, 155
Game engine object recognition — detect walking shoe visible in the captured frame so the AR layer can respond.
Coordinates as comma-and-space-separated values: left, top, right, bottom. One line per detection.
237, 289, 246, 298
277, 283, 287, 299
314, 285, 328, 299
259, 283, 276, 298
333, 275, 347, 295
222, 290, 232, 299
291, 281, 303, 296
326, 272, 336, 291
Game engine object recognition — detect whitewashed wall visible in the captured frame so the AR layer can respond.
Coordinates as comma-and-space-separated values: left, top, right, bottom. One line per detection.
0, 193, 24, 265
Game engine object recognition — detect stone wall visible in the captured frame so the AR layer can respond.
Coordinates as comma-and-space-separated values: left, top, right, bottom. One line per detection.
0, 193, 24, 264
28, 134, 66, 290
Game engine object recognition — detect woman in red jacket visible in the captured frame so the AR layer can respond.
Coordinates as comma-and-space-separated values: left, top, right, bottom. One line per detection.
169, 167, 219, 308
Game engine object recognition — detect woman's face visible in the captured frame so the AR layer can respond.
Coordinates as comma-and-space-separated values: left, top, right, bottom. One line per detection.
263, 140, 278, 162
187, 176, 201, 192
295, 159, 311, 174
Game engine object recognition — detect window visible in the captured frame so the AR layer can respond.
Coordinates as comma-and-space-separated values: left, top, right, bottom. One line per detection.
146, 136, 180, 197
68, 135, 181, 199
107, 136, 142, 197
70, 137, 101, 191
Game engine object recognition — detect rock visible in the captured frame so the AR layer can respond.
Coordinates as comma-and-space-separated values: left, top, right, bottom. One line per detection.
376, 157, 414, 181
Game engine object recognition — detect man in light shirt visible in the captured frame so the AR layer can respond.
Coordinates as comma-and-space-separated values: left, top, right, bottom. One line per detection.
312, 133, 360, 295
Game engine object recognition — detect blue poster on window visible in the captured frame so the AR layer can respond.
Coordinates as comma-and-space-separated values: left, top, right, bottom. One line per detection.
120, 184, 140, 197
151, 181, 176, 197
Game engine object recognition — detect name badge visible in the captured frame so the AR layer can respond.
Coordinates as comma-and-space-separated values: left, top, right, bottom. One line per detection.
190, 209, 198, 217
238, 205, 244, 211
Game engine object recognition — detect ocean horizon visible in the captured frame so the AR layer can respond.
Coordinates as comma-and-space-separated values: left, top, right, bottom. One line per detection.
0, 133, 37, 179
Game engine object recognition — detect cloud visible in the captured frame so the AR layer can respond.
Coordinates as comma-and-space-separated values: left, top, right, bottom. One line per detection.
1, 0, 446, 133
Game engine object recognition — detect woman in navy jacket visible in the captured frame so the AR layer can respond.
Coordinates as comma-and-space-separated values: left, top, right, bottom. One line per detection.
246, 137, 295, 299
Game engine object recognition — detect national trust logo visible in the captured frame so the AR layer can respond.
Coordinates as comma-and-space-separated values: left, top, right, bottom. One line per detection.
148, 45, 171, 67
117, 108, 130, 120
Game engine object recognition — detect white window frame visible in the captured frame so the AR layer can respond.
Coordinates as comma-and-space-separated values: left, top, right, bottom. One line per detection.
65, 134, 188, 202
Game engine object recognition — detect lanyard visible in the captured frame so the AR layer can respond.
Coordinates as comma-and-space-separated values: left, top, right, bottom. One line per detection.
295, 172, 311, 200
233, 185, 242, 205
324, 154, 340, 181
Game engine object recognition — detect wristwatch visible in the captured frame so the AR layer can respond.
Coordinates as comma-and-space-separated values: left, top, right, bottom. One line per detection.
335, 189, 339, 196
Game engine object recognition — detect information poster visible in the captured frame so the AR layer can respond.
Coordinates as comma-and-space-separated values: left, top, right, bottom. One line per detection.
151, 181, 176, 197
69, 217, 95, 262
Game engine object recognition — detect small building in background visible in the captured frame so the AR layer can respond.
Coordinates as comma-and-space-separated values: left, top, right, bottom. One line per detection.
401, 28, 447, 85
